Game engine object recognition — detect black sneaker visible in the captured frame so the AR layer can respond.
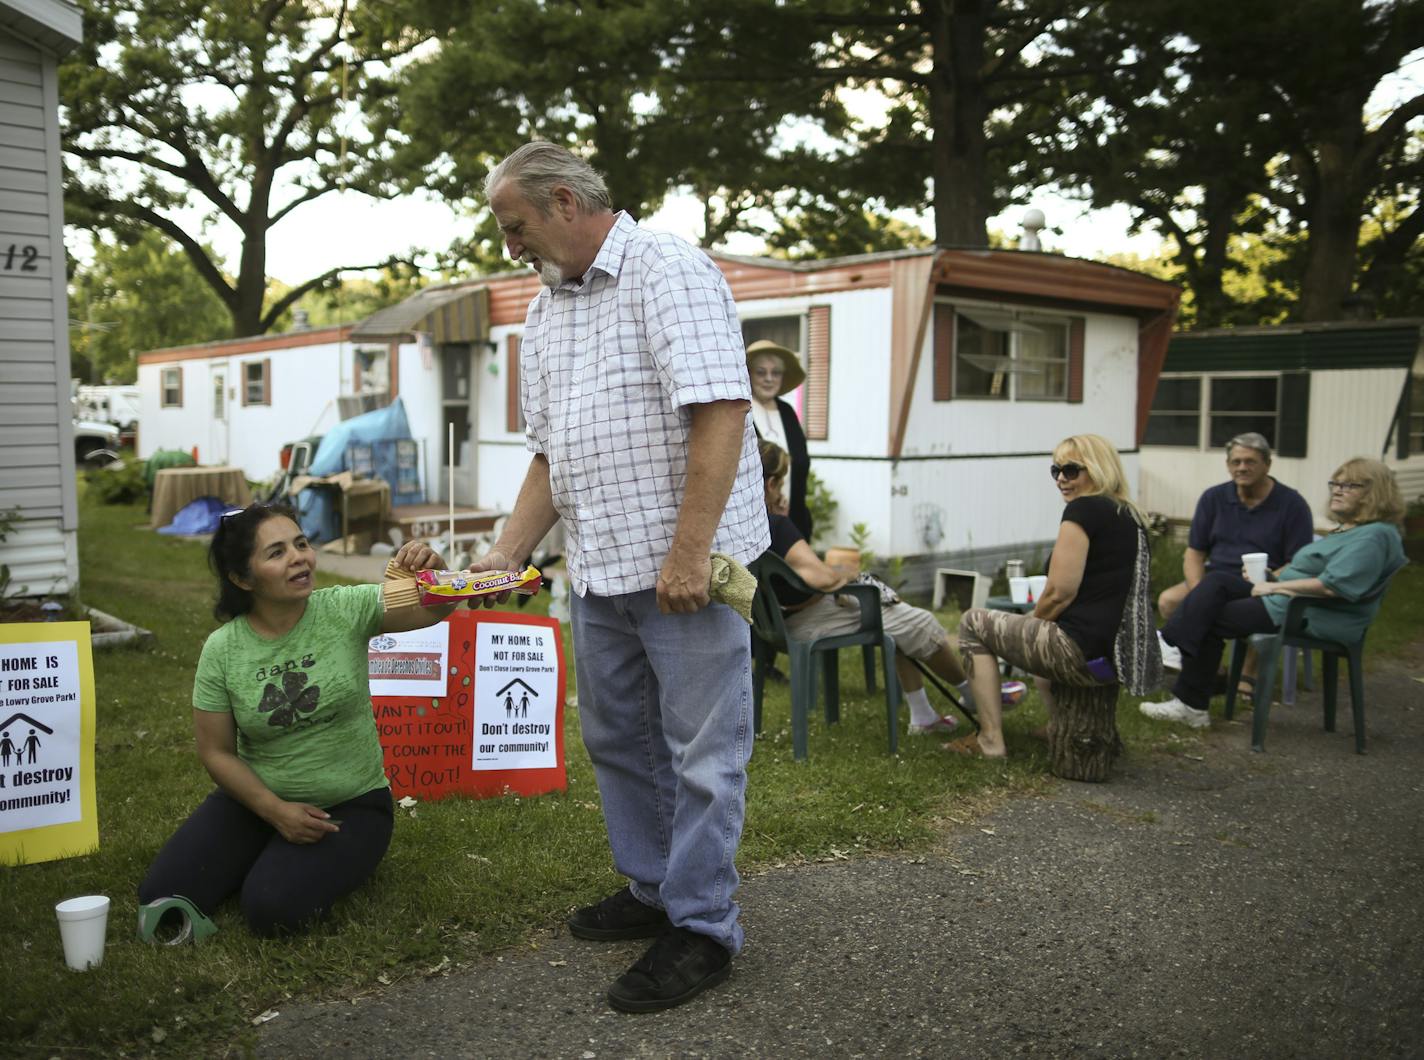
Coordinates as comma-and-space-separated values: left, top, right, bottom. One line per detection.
568, 886, 669, 941
607, 927, 732, 1013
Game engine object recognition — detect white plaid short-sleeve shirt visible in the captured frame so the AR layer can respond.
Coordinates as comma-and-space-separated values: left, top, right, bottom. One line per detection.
521, 212, 769, 597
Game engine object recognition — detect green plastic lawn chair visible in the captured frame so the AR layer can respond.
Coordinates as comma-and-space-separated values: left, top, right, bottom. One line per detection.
748, 551, 900, 761
1224, 558, 1406, 753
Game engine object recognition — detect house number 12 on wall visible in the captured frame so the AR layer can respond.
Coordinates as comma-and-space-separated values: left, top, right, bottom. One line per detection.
3, 245, 39, 272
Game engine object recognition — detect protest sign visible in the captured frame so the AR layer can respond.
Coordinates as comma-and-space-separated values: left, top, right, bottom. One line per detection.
370, 609, 565, 800
0, 622, 98, 865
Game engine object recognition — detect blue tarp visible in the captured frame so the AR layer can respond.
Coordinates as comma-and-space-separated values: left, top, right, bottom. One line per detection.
157, 496, 228, 535
298, 398, 423, 540
308, 398, 413, 476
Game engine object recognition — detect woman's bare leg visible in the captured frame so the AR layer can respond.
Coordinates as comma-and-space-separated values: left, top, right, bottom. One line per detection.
967, 652, 1006, 756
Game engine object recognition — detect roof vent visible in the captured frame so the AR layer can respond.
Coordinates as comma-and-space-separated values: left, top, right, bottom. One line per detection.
1021, 208, 1046, 252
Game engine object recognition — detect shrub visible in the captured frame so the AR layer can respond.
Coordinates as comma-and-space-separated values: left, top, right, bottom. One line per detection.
806, 470, 838, 544
85, 458, 148, 505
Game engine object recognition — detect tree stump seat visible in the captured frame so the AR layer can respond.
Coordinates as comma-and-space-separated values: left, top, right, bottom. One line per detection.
1047, 680, 1123, 782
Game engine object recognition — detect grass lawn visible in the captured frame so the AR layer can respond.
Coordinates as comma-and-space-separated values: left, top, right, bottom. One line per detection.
1, 491, 1418, 1055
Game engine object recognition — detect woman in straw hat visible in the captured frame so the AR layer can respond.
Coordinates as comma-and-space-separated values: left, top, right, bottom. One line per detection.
747, 339, 813, 540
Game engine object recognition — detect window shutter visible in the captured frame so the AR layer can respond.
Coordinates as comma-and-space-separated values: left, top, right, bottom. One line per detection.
1067, 318, 1085, 403
240, 363, 249, 407
1277, 371, 1310, 458
506, 334, 524, 434
262, 358, 271, 406
932, 303, 954, 401
174, 367, 183, 407
805, 305, 830, 440
1396, 377, 1412, 459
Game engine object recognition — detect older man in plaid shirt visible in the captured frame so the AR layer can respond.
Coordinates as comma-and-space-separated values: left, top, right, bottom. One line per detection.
472, 142, 769, 1013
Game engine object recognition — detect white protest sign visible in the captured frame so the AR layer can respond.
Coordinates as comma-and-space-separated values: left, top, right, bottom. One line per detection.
368, 622, 451, 698
472, 621, 558, 771
0, 639, 82, 832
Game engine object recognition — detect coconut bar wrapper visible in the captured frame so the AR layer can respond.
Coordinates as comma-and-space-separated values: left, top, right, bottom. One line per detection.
415, 566, 542, 605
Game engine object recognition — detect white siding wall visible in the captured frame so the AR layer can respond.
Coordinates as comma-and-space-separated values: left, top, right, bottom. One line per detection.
474, 324, 531, 511
0, 30, 76, 594
1140, 367, 1409, 529
138, 343, 346, 481
882, 303, 1139, 560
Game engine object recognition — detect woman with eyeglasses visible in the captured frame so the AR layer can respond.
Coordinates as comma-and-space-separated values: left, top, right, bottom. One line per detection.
952, 434, 1155, 758
1142, 458, 1405, 728
138, 503, 455, 936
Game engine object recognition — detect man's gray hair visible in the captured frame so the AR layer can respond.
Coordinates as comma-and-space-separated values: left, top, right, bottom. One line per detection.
1225, 432, 1272, 460
484, 141, 611, 215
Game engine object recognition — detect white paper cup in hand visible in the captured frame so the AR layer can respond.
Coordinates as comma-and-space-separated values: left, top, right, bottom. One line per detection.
1009, 577, 1031, 604
1242, 552, 1269, 585
55, 895, 110, 971
1028, 575, 1048, 601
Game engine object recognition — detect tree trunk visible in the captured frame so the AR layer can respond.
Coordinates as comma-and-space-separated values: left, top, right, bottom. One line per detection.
1048, 682, 1122, 782
928, 0, 991, 247
1297, 131, 1365, 322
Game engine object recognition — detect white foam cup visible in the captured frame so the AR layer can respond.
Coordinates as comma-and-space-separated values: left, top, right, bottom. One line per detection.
55, 895, 110, 971
1008, 577, 1031, 604
1242, 552, 1269, 585
1028, 575, 1048, 601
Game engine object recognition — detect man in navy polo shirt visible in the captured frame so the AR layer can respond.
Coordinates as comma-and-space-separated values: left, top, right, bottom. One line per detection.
1157, 433, 1314, 647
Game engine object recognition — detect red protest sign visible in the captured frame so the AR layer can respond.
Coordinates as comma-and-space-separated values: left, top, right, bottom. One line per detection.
370, 609, 566, 800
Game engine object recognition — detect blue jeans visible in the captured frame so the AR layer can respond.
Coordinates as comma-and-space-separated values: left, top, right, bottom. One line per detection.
571, 589, 753, 953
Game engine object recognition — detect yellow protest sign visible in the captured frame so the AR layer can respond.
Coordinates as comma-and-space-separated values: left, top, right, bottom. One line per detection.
0, 622, 98, 865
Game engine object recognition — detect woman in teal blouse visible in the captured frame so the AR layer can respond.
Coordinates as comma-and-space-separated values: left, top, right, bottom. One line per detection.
1143, 458, 1405, 728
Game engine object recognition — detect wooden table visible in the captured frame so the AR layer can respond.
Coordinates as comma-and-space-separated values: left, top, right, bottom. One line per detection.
337, 478, 390, 554
150, 466, 251, 529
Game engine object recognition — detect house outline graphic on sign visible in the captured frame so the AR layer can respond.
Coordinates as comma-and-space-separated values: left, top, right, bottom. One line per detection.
495, 678, 538, 699
0, 713, 54, 735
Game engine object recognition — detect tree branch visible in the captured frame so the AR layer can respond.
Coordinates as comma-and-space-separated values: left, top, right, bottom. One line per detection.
258, 255, 415, 331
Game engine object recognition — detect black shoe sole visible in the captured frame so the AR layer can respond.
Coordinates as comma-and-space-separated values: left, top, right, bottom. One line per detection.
607, 961, 732, 1013
568, 915, 669, 941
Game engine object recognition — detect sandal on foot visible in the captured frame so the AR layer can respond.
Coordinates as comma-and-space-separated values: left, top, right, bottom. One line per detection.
908, 715, 959, 735
943, 734, 989, 757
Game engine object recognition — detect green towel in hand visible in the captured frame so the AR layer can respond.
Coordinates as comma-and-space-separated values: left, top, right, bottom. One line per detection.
709, 553, 757, 624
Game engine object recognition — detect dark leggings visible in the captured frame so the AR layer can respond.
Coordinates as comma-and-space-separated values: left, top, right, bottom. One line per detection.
138, 786, 394, 937
1162, 571, 1277, 710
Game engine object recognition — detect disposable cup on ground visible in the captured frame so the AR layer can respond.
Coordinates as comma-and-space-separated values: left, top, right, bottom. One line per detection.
1242, 552, 1269, 585
55, 895, 110, 971
1028, 575, 1048, 601
1008, 577, 1031, 604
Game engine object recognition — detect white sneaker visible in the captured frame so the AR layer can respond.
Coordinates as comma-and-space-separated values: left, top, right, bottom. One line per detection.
1139, 697, 1210, 728
1158, 631, 1182, 671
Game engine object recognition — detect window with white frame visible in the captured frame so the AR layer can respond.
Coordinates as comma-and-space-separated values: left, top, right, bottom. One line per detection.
160, 367, 182, 408
1145, 371, 1310, 457
242, 359, 270, 406
355, 347, 390, 397
1142, 376, 1201, 446
937, 305, 1076, 402
741, 314, 803, 355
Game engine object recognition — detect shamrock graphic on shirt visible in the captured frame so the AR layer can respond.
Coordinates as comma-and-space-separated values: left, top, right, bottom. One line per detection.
258, 669, 321, 727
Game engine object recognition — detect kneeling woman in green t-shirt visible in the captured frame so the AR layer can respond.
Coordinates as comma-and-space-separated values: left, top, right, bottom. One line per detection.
139, 503, 455, 936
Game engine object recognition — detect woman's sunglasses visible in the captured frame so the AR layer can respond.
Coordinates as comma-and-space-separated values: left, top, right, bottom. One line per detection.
1050, 463, 1084, 481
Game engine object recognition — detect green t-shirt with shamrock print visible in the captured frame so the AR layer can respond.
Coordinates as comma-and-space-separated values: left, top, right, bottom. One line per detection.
193, 584, 389, 807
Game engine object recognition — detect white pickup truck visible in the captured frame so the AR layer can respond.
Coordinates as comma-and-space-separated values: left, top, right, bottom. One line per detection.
73, 418, 121, 466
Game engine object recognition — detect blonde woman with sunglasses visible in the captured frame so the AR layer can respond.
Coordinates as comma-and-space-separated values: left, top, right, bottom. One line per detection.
953, 435, 1152, 758
1143, 458, 1405, 729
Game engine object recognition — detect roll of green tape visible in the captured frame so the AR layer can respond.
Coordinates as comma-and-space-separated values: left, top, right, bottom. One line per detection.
136, 896, 218, 945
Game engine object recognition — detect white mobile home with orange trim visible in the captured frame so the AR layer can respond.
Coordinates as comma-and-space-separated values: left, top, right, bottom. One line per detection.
137, 246, 1179, 587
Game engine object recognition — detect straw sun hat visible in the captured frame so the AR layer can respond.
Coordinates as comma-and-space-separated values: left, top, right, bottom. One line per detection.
745, 340, 805, 397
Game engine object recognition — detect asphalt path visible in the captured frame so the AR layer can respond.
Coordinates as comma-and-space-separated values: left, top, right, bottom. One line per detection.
255, 658, 1424, 1059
